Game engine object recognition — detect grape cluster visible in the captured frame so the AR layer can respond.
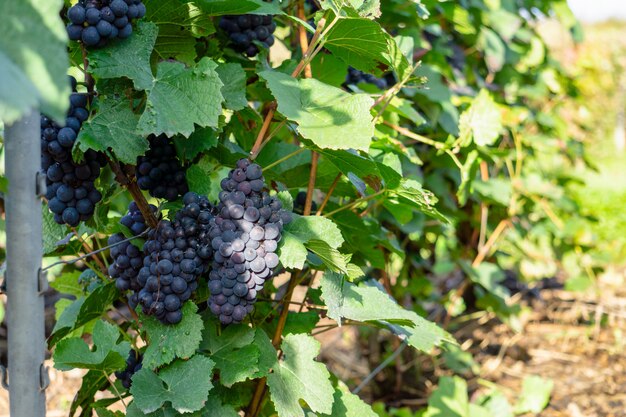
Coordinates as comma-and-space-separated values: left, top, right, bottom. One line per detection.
136, 192, 215, 324
219, 14, 277, 57
207, 159, 292, 324
66, 0, 146, 47
293, 191, 317, 215
136, 135, 189, 201
108, 202, 157, 307
343, 67, 396, 90
115, 350, 143, 389
121, 201, 157, 236
41, 77, 105, 227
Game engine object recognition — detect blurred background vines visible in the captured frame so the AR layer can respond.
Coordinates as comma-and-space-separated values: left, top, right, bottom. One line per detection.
0, 0, 625, 416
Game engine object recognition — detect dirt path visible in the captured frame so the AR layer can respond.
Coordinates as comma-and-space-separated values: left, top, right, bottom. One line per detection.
471, 270, 626, 417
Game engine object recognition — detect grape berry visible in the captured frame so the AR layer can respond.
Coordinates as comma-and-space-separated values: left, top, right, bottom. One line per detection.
115, 350, 143, 389
108, 202, 157, 308
66, 0, 146, 47
344, 67, 396, 90
219, 14, 277, 57
41, 77, 105, 227
207, 159, 292, 324
136, 135, 189, 201
293, 191, 317, 215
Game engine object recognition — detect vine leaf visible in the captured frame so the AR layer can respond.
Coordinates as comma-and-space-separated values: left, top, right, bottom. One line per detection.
138, 57, 224, 138
49, 283, 119, 347
287, 215, 345, 249
267, 334, 335, 417
200, 321, 260, 387
197, 0, 283, 16
279, 215, 346, 270
70, 371, 109, 417
278, 231, 309, 270
0, 0, 69, 123
43, 206, 68, 254
388, 178, 447, 222
216, 63, 248, 111
144, 0, 215, 64
142, 302, 204, 369
323, 15, 409, 77
130, 355, 215, 414
422, 376, 471, 417
126, 395, 238, 417
53, 320, 130, 371
259, 71, 375, 151
319, 382, 378, 417
320, 272, 454, 352
88, 21, 158, 91
459, 89, 502, 147
77, 94, 148, 164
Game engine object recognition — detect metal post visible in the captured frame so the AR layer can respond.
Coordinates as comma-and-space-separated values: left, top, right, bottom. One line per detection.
4, 111, 46, 417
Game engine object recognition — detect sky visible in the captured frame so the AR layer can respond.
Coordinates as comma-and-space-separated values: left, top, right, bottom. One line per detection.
567, 0, 626, 22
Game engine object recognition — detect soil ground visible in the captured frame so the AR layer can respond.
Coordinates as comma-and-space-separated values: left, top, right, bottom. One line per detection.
1, 269, 625, 416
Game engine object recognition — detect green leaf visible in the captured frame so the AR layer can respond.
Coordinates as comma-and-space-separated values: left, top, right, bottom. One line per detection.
317, 149, 382, 192
259, 71, 375, 151
197, 0, 282, 16
514, 376, 553, 414
278, 231, 309, 270
459, 90, 502, 147
186, 155, 223, 199
43, 206, 68, 254
216, 63, 248, 111
77, 94, 148, 164
462, 262, 509, 301
130, 355, 215, 414
145, 0, 215, 64
320, 272, 454, 352
53, 320, 130, 371
285, 215, 345, 249
307, 239, 349, 273
481, 391, 513, 417
477, 28, 506, 73
174, 128, 219, 161
138, 57, 224, 138
389, 178, 447, 222
49, 271, 84, 298
267, 334, 334, 417
323, 17, 388, 75
49, 283, 119, 346
70, 370, 109, 417
423, 376, 469, 417
142, 302, 204, 369
88, 22, 158, 91
472, 178, 511, 206
320, 382, 377, 417
0, 0, 69, 123
201, 322, 260, 387
279, 215, 347, 271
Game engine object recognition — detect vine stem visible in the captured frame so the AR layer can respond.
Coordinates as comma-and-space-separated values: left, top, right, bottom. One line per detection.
382, 121, 445, 149
316, 173, 341, 215
263, 148, 305, 171
324, 189, 386, 217
303, 152, 319, 215
71, 228, 107, 274
108, 158, 159, 229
